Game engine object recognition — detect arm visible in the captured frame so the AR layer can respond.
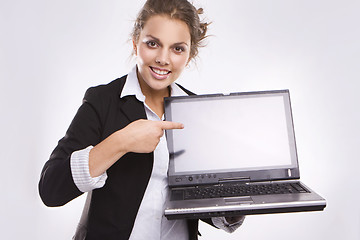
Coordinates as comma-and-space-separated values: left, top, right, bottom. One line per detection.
212, 216, 246, 233
88, 119, 184, 177
39, 88, 183, 206
198, 216, 245, 235
38, 89, 103, 207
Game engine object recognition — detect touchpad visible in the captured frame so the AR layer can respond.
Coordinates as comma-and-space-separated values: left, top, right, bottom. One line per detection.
224, 196, 253, 204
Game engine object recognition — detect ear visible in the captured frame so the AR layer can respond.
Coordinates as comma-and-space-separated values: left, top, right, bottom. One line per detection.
132, 39, 138, 56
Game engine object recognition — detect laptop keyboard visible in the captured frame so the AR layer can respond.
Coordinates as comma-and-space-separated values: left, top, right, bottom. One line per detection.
183, 182, 308, 200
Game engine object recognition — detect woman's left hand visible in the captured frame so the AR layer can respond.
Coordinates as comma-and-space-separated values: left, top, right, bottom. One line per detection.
225, 216, 245, 224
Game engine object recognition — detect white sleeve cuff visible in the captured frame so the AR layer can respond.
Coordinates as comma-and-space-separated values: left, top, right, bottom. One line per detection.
212, 216, 245, 233
70, 146, 108, 192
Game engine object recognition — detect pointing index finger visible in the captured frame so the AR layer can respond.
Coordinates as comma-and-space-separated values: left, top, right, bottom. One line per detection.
159, 121, 184, 130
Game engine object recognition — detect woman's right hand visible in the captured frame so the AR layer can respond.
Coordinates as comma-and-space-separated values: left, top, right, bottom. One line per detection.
121, 119, 184, 153
89, 119, 183, 177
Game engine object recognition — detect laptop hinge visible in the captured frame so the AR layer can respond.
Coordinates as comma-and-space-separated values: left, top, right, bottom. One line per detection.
218, 177, 251, 184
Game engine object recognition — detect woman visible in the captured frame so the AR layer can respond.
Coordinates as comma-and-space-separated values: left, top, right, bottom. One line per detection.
39, 0, 244, 239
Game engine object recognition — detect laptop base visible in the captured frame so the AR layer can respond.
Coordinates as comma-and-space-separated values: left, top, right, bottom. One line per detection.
165, 204, 326, 220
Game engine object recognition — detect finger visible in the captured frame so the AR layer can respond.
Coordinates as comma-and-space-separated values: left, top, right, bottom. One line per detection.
159, 121, 184, 130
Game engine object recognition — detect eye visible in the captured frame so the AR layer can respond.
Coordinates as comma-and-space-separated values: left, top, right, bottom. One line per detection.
173, 46, 185, 53
146, 40, 158, 48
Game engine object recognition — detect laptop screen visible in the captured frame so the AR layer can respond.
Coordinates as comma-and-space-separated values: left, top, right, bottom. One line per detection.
165, 90, 299, 186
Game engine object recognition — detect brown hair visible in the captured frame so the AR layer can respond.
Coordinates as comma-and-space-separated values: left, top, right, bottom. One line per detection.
132, 0, 210, 61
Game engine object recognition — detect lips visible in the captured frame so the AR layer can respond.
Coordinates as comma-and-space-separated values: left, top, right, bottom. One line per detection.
150, 66, 171, 80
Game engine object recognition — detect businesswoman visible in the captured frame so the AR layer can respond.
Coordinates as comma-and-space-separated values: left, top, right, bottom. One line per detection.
39, 0, 244, 239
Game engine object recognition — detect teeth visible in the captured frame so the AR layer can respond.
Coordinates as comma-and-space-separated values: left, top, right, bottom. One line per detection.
152, 67, 169, 75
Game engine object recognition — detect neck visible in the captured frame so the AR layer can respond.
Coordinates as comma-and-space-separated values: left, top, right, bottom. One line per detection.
138, 79, 171, 119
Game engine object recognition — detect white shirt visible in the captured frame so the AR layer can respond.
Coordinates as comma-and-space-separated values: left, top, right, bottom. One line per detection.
122, 66, 189, 239
70, 66, 244, 239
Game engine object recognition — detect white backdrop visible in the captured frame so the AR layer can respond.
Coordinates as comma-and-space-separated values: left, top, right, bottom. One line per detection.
1, 0, 359, 239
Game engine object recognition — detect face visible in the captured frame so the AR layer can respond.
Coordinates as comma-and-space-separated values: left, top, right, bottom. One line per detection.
133, 15, 191, 94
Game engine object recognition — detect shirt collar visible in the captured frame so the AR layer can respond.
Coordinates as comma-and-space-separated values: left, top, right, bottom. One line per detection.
121, 65, 188, 102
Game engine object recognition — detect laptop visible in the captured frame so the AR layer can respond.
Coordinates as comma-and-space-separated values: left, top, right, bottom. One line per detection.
164, 89, 326, 220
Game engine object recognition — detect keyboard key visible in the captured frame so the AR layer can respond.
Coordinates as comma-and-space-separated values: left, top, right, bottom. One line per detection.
183, 182, 308, 200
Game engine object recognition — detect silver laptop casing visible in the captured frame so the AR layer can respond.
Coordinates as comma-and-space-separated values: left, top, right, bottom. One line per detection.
164, 90, 326, 219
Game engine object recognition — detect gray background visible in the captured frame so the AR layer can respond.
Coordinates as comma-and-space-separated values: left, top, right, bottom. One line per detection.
1, 0, 359, 239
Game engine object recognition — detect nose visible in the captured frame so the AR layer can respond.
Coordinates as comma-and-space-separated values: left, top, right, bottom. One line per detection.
155, 49, 170, 65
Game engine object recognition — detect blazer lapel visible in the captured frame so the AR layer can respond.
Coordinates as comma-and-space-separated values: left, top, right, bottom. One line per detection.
120, 95, 147, 122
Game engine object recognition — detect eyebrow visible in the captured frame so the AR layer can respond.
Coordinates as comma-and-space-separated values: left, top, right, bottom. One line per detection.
146, 35, 189, 46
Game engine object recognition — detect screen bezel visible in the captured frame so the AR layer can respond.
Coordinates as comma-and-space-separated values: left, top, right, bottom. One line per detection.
164, 90, 300, 187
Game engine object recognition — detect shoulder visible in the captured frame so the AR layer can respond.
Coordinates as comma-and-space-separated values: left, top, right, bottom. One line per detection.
83, 75, 127, 103
81, 75, 129, 121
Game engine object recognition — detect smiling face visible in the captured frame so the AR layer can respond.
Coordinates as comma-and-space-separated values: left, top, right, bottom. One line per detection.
133, 15, 191, 96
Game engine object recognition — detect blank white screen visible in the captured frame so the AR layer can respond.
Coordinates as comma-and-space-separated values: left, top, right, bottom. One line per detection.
170, 95, 293, 173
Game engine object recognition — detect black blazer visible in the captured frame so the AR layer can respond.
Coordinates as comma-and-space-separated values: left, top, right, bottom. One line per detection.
39, 76, 209, 240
